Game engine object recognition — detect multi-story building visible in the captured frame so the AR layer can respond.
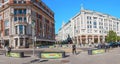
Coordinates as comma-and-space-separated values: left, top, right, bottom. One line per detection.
0, 0, 55, 48
57, 6, 120, 45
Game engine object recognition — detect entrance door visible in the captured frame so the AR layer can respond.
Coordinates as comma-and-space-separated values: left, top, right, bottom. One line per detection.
4, 40, 9, 46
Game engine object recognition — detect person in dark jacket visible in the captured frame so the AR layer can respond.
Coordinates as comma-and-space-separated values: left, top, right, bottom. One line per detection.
5, 46, 11, 56
72, 44, 76, 55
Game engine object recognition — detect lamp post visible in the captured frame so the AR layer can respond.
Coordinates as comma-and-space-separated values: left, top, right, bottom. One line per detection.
31, 20, 35, 56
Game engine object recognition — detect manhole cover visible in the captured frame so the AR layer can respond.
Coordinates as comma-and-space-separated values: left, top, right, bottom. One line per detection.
61, 60, 70, 63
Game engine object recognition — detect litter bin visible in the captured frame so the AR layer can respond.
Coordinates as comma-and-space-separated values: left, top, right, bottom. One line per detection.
88, 49, 105, 55
88, 49, 92, 55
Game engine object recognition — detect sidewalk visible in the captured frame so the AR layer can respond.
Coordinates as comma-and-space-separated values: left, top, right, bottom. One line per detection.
0, 48, 120, 64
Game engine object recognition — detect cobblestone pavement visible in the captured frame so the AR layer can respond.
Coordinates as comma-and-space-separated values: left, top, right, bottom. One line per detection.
0, 48, 120, 64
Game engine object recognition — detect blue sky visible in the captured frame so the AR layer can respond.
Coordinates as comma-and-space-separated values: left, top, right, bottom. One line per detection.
42, 0, 120, 34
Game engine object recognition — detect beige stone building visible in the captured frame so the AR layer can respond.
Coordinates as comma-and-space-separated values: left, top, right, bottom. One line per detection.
0, 0, 55, 48
57, 6, 120, 45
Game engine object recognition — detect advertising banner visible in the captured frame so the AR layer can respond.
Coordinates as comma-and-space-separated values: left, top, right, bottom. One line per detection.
41, 53, 62, 59
92, 49, 105, 55
6, 52, 22, 58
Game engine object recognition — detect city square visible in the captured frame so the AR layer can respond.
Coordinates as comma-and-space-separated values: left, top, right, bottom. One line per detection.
0, 0, 120, 64
0, 47, 120, 64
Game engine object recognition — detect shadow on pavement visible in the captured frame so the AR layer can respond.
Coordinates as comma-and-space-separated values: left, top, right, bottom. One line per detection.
76, 51, 81, 55
40, 59, 48, 62
23, 56, 31, 58
30, 59, 40, 63
65, 55, 70, 58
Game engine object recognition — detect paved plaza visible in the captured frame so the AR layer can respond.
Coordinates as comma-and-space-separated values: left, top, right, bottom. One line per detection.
0, 47, 120, 64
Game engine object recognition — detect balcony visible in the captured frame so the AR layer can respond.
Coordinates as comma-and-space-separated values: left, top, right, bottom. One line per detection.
14, 21, 28, 25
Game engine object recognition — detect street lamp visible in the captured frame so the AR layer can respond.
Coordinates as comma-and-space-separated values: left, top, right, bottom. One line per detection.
31, 20, 35, 56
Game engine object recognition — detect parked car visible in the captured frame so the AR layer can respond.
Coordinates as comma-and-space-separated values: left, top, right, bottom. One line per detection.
108, 42, 118, 48
95, 43, 110, 49
95, 43, 106, 49
117, 42, 120, 47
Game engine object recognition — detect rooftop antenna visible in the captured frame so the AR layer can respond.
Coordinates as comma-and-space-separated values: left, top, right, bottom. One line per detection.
81, 3, 84, 10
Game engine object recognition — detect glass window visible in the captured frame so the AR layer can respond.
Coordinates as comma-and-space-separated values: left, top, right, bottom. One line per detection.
24, 26, 26, 34
90, 25, 92, 28
90, 21, 91, 24
5, 29, 9, 36
4, 20, 9, 27
18, 1, 22, 4
14, 9, 17, 15
87, 21, 89, 24
93, 22, 97, 25
18, 17, 22, 21
15, 26, 18, 34
20, 38, 23, 46
19, 25, 23, 34
87, 25, 89, 28
93, 17, 97, 19
19, 9, 22, 14
23, 9, 26, 14
13, 1, 17, 3
14, 17, 17, 21
94, 26, 97, 28
24, 17, 26, 22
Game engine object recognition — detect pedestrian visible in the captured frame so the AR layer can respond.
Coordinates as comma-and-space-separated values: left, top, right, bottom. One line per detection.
5, 46, 11, 56
72, 44, 76, 55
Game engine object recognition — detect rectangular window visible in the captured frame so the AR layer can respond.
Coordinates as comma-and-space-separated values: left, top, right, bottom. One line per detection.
15, 26, 18, 34
4, 20, 9, 27
87, 25, 89, 28
24, 17, 26, 22
13, 1, 17, 3
5, 29, 9, 36
19, 25, 23, 34
24, 26, 26, 34
18, 17, 22, 21
14, 9, 17, 15
94, 26, 97, 28
20, 38, 23, 46
90, 21, 91, 24
90, 25, 92, 28
18, 1, 22, 4
23, 9, 26, 14
93, 22, 97, 25
14, 17, 17, 21
19, 9, 22, 14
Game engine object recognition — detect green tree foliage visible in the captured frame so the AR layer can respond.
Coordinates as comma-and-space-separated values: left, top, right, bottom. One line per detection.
117, 36, 120, 42
106, 30, 117, 43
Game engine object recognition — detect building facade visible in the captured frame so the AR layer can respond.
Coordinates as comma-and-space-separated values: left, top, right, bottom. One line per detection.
57, 7, 120, 45
0, 0, 55, 48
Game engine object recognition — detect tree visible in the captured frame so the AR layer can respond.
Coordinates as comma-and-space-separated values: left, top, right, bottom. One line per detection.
106, 30, 117, 43
117, 36, 120, 42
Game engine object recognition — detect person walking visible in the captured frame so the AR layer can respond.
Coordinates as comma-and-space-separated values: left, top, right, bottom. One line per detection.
5, 46, 11, 56
72, 44, 76, 55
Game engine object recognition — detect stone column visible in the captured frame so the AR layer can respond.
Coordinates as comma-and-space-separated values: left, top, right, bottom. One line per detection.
86, 35, 88, 44
18, 38, 20, 47
18, 26, 19, 34
23, 26, 25, 35
77, 36, 79, 44
98, 35, 100, 43
80, 35, 83, 46
14, 39, 16, 48
102, 36, 105, 43
92, 35, 94, 43
23, 38, 26, 47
